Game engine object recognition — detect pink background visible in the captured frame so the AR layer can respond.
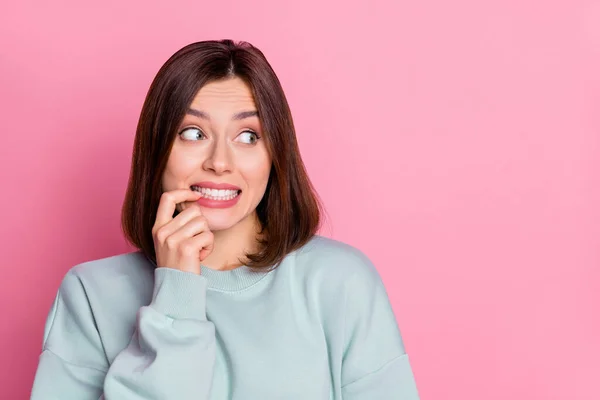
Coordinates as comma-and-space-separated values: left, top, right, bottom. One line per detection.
1, 0, 600, 398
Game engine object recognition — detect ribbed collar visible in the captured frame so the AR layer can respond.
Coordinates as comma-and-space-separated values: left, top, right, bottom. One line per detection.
142, 252, 272, 292
199, 264, 272, 292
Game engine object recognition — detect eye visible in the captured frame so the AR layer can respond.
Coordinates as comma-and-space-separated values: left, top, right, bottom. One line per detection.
235, 130, 260, 145
179, 127, 206, 141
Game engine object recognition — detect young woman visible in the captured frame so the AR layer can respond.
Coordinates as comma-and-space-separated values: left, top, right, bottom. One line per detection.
31, 39, 420, 399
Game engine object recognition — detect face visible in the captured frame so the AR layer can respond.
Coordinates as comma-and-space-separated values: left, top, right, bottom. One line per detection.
161, 77, 272, 232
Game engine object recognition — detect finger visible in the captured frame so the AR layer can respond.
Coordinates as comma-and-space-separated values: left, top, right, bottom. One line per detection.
164, 216, 209, 248
174, 231, 214, 273
155, 204, 203, 241
182, 231, 214, 262
174, 231, 214, 266
154, 189, 201, 230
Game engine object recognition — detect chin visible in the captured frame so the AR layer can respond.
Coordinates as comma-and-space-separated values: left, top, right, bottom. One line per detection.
200, 202, 257, 231
207, 221, 237, 232
203, 212, 244, 232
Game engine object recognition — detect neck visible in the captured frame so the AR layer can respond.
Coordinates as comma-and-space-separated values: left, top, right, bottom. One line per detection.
201, 211, 263, 271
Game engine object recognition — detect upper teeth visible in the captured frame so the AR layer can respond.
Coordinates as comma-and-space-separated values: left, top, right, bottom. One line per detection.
191, 186, 239, 198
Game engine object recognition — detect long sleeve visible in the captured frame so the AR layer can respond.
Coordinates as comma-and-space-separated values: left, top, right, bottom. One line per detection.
340, 253, 420, 399
31, 267, 217, 400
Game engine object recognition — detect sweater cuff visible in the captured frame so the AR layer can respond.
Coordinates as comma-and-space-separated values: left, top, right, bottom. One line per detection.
150, 267, 208, 320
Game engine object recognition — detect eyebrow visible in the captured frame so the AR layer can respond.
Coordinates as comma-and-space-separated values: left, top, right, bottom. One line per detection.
186, 108, 259, 121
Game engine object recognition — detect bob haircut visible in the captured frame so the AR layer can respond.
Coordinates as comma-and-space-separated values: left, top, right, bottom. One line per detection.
121, 39, 324, 271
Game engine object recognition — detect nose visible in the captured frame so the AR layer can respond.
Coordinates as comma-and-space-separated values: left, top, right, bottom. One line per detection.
202, 136, 232, 175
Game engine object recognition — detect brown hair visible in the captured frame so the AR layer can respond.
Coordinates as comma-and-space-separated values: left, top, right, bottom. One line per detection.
121, 39, 325, 271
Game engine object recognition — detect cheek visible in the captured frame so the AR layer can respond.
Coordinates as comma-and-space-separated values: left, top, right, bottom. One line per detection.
163, 149, 203, 186
241, 156, 271, 188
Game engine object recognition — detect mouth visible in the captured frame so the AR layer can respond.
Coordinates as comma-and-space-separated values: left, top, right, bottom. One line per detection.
190, 185, 242, 201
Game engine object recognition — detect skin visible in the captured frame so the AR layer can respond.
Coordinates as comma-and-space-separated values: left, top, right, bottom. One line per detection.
154, 77, 272, 273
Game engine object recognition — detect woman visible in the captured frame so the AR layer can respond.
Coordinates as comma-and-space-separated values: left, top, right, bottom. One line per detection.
31, 39, 420, 399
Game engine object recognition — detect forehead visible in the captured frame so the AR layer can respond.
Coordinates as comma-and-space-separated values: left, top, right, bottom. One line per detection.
191, 77, 256, 109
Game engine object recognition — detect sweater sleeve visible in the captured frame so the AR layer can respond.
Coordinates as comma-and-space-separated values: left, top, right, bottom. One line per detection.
340, 252, 420, 399
31, 267, 216, 400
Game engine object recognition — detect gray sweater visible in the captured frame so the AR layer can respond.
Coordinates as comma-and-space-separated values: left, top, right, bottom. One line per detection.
31, 235, 420, 399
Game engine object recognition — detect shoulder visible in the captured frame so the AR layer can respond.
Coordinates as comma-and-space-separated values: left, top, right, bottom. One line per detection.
42, 252, 155, 366
290, 235, 384, 291
56, 251, 155, 310
285, 236, 399, 348
67, 250, 153, 278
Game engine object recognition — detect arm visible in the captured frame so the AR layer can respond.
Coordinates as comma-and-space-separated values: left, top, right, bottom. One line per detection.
31, 267, 216, 400
340, 253, 420, 399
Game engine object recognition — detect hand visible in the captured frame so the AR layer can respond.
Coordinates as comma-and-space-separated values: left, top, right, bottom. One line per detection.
151, 189, 214, 275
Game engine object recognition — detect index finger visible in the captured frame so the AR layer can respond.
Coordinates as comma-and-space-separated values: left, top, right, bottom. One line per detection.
153, 189, 201, 229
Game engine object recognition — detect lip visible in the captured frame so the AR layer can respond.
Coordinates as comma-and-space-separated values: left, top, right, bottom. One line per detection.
195, 193, 241, 209
191, 181, 241, 191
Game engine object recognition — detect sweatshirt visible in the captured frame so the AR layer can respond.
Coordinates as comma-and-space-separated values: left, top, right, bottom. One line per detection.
31, 234, 420, 399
